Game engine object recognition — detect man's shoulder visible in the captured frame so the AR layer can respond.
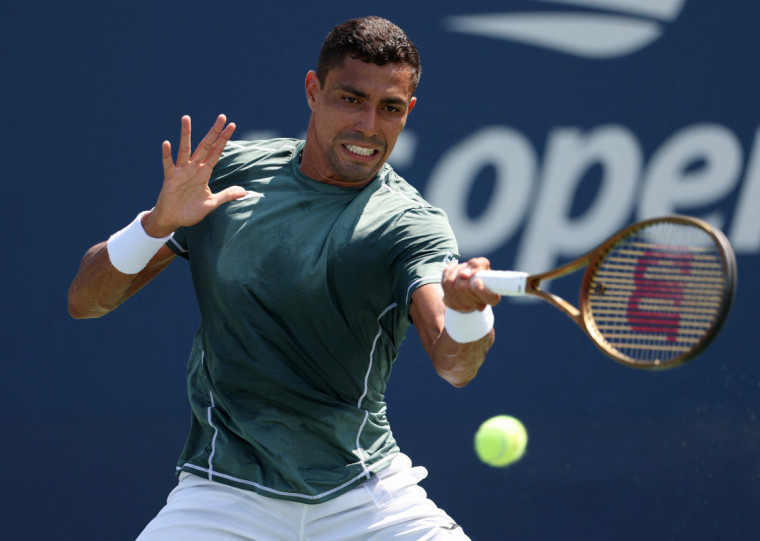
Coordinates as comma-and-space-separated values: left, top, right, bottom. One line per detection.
375, 165, 439, 213
221, 138, 301, 164
210, 138, 301, 184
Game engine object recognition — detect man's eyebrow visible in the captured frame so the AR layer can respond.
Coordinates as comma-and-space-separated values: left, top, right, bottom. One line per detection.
337, 84, 409, 106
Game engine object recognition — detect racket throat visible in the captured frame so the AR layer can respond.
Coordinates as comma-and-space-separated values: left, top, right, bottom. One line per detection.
531, 285, 582, 323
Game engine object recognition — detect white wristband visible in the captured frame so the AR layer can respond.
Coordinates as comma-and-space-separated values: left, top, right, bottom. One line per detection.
444, 305, 494, 343
106, 211, 173, 274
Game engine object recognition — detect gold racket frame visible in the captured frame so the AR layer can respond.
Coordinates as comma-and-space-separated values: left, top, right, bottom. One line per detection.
575, 216, 737, 369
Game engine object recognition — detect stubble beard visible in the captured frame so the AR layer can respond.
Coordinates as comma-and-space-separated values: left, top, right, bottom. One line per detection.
326, 139, 386, 184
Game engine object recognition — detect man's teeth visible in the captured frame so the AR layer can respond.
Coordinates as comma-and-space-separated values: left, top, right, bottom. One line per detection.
345, 144, 375, 157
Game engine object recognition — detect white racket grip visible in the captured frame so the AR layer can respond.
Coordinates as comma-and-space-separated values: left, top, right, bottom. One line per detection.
474, 270, 529, 296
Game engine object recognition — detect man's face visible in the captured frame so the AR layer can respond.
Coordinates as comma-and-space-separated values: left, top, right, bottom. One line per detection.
302, 56, 417, 187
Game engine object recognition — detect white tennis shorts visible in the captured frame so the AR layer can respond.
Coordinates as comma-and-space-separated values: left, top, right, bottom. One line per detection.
135, 453, 470, 540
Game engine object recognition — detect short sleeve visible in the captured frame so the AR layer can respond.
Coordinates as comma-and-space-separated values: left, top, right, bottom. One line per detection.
166, 226, 189, 259
389, 206, 459, 308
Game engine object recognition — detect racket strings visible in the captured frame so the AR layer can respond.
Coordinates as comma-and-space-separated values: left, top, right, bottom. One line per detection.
585, 222, 728, 366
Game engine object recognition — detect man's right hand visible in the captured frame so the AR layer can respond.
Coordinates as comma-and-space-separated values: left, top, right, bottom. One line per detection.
142, 114, 246, 238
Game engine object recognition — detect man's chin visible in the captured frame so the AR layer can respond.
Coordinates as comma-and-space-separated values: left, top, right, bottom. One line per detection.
334, 162, 382, 184
324, 147, 386, 184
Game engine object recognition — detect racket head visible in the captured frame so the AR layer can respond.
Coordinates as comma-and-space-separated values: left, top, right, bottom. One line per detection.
578, 216, 737, 370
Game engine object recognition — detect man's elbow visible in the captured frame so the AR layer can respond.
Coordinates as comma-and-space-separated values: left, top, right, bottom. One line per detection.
67, 287, 109, 320
435, 367, 478, 388
447, 376, 475, 389
67, 298, 96, 319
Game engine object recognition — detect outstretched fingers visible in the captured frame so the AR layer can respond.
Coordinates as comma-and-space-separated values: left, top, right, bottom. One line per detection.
205, 120, 236, 168
161, 115, 235, 181
161, 140, 174, 178
152, 115, 242, 231
176, 115, 193, 165
191, 114, 235, 166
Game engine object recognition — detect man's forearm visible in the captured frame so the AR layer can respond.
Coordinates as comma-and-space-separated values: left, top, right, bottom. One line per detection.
431, 329, 495, 387
68, 242, 175, 319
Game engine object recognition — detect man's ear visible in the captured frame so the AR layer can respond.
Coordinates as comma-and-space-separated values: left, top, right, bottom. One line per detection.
408, 96, 417, 114
305, 70, 320, 110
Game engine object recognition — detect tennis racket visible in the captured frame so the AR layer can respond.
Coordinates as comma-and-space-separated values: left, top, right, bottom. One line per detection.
476, 216, 737, 370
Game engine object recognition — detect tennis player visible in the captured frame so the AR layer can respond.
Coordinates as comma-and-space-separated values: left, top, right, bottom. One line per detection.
68, 16, 500, 540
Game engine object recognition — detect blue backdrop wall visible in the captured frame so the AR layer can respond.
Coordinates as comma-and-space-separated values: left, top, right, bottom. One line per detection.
3, 1, 759, 539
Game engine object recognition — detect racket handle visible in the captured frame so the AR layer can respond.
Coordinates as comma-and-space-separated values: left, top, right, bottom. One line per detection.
474, 270, 529, 296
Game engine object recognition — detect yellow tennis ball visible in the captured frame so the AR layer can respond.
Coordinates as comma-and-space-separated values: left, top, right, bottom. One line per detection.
474, 415, 528, 467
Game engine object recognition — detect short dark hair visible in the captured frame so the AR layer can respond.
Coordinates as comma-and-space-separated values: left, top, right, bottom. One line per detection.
316, 16, 421, 95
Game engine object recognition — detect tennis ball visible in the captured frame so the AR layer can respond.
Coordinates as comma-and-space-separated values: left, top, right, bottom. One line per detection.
474, 415, 528, 467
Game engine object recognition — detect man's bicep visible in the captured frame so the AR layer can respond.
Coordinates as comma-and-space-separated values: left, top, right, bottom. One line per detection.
409, 282, 446, 358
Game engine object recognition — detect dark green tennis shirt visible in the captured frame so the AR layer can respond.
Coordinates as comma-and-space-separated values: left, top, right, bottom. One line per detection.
166, 139, 459, 503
